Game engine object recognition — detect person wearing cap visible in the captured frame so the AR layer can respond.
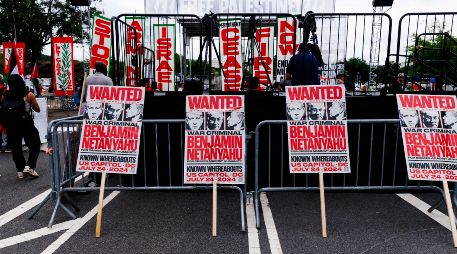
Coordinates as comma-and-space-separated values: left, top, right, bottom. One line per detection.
337, 70, 355, 92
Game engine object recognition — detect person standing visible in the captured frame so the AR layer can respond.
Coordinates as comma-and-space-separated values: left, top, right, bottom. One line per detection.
84, 62, 113, 100
286, 43, 323, 86
1, 74, 41, 179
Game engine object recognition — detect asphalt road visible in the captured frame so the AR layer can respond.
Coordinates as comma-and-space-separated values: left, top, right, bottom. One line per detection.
1, 110, 457, 253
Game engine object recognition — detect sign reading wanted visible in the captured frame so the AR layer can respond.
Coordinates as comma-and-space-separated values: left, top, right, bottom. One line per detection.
76, 85, 145, 174
184, 95, 245, 184
397, 94, 457, 181
286, 85, 350, 173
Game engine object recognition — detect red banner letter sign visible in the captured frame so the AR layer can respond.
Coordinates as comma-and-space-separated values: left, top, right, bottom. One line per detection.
52, 37, 75, 97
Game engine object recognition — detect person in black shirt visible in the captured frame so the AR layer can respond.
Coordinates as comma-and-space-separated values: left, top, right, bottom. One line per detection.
286, 43, 322, 86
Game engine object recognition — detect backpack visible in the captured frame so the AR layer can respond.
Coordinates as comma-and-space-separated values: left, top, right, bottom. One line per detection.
1, 97, 33, 127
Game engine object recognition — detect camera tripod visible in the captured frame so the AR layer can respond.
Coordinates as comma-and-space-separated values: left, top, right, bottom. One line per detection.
242, 18, 273, 91
195, 13, 230, 91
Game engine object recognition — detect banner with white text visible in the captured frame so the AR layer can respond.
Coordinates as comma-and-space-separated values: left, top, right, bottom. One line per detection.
90, 15, 112, 74
125, 16, 145, 86
184, 95, 245, 184
219, 19, 243, 91
76, 85, 145, 174
153, 24, 175, 91
397, 94, 457, 181
276, 17, 298, 82
52, 37, 75, 96
286, 85, 350, 173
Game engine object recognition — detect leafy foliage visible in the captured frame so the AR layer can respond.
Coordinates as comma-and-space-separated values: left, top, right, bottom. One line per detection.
0, 0, 101, 64
345, 58, 369, 83
406, 31, 457, 84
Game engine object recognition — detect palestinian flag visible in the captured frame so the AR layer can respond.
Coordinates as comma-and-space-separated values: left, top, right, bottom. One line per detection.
30, 63, 42, 95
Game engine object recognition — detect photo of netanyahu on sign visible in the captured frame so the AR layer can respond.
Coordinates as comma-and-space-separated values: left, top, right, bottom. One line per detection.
419, 110, 442, 128
307, 102, 327, 120
327, 102, 347, 120
123, 103, 144, 122
286, 102, 306, 121
84, 102, 104, 120
206, 112, 225, 130
103, 103, 124, 121
442, 111, 457, 130
226, 111, 245, 130
399, 109, 420, 128
186, 111, 204, 130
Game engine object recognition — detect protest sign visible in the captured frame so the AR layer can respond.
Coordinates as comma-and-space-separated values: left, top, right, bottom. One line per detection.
320, 63, 345, 86
286, 85, 350, 173
125, 16, 144, 86
3, 42, 14, 74
76, 85, 145, 174
90, 15, 112, 74
153, 24, 175, 91
253, 26, 274, 89
219, 19, 243, 91
52, 37, 75, 96
276, 17, 298, 82
2, 42, 26, 76
34, 98, 48, 144
397, 94, 457, 247
184, 95, 245, 184
397, 94, 457, 181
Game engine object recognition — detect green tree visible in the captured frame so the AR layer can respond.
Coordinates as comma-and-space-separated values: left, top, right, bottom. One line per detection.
345, 58, 369, 83
0, 0, 101, 65
406, 31, 457, 84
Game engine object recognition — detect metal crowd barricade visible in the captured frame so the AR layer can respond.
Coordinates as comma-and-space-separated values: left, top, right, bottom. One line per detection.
30, 118, 246, 231
111, 14, 203, 89
395, 12, 457, 89
45, 96, 78, 111
254, 119, 446, 228
210, 13, 298, 90
304, 12, 392, 89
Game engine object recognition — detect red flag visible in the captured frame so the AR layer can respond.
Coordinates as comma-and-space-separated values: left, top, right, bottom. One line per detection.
30, 64, 39, 79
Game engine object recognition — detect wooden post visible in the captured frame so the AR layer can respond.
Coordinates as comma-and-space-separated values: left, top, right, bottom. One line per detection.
442, 177, 457, 247
78, 73, 88, 116
95, 172, 107, 238
319, 171, 327, 238
212, 180, 217, 237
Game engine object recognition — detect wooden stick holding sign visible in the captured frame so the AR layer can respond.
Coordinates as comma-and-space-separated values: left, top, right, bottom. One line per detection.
95, 172, 107, 238
319, 171, 327, 238
78, 73, 87, 116
212, 180, 218, 237
442, 176, 457, 247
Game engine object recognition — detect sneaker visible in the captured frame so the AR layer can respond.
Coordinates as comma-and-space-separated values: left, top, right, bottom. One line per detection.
17, 172, 24, 180
23, 166, 39, 178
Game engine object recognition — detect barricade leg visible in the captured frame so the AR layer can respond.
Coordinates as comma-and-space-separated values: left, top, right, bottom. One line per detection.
239, 188, 246, 232
428, 198, 445, 213
255, 191, 261, 229
28, 193, 51, 220
48, 196, 61, 228
48, 195, 77, 228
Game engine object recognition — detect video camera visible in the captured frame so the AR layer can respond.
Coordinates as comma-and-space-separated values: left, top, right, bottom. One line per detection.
201, 12, 218, 32
298, 11, 318, 45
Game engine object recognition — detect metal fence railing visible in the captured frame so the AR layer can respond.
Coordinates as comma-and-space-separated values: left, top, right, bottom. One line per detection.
395, 12, 457, 90
254, 119, 447, 228
29, 117, 246, 231
45, 96, 78, 111
112, 14, 203, 91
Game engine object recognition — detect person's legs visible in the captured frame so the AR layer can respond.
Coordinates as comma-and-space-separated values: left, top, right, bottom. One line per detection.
23, 122, 41, 170
8, 127, 26, 172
